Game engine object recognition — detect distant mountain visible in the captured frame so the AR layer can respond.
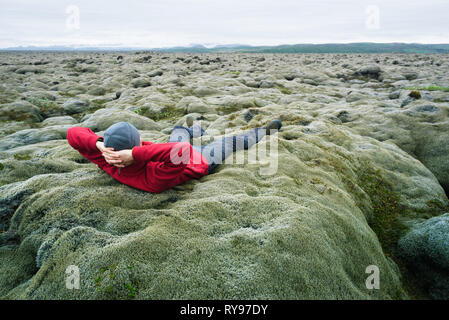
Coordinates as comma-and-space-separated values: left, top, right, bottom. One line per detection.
0, 45, 148, 52
156, 43, 449, 53
236, 43, 449, 54
2, 43, 449, 53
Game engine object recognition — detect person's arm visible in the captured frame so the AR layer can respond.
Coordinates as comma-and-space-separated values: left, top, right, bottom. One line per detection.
132, 141, 192, 167
100, 141, 192, 172
67, 127, 111, 169
102, 142, 193, 192
67, 127, 103, 153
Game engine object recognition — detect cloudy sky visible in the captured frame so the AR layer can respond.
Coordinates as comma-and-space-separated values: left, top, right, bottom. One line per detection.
1, 0, 448, 48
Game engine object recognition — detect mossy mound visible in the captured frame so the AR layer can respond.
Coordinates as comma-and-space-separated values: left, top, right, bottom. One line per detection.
1, 105, 447, 299
1, 52, 449, 299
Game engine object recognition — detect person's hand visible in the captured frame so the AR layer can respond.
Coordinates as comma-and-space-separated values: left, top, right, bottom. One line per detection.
102, 149, 134, 168
96, 141, 114, 154
96, 141, 122, 167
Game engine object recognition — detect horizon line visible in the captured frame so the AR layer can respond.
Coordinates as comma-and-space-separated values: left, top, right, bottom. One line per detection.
2, 41, 449, 50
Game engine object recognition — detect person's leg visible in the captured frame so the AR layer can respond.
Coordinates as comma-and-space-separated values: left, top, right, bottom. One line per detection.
200, 120, 282, 174
168, 125, 191, 143
199, 128, 264, 174
188, 124, 205, 138
168, 124, 206, 142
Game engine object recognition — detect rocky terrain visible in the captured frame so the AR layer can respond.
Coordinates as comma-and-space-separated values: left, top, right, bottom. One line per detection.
0, 51, 448, 299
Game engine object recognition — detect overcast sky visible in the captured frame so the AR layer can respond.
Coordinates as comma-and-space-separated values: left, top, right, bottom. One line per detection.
1, 0, 448, 48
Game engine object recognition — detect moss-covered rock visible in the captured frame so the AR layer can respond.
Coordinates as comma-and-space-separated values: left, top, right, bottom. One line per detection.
1, 51, 449, 300
0, 101, 43, 123
0, 125, 72, 151
398, 213, 449, 299
80, 108, 161, 132
0, 116, 447, 299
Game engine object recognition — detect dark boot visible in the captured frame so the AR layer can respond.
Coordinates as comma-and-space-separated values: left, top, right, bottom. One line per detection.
187, 124, 205, 138
264, 120, 282, 135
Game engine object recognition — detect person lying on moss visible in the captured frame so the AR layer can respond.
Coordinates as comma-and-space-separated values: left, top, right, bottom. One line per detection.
67, 118, 281, 193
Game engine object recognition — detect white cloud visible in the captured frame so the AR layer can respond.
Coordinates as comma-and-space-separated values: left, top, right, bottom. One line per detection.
0, 0, 448, 48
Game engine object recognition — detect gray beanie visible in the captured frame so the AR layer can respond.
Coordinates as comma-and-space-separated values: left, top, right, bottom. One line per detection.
104, 122, 140, 151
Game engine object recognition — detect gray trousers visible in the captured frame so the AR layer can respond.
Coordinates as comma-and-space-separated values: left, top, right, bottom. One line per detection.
168, 125, 266, 174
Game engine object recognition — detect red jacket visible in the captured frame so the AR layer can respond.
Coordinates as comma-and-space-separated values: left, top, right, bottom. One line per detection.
67, 127, 209, 193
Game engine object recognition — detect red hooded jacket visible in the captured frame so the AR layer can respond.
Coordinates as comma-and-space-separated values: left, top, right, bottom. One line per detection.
67, 127, 209, 193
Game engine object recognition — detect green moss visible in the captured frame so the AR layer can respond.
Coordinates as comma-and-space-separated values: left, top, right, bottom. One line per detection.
330, 92, 344, 99
13, 154, 32, 161
0, 112, 31, 122
156, 87, 168, 94
424, 199, 449, 217
368, 82, 394, 89
0, 163, 3, 171
71, 101, 109, 122
0, 158, 74, 186
90, 99, 108, 109
408, 90, 421, 99
58, 92, 76, 98
229, 71, 240, 76
275, 84, 292, 95
216, 105, 242, 114
351, 162, 430, 298
426, 85, 449, 92
279, 115, 311, 126
26, 97, 60, 116
124, 283, 136, 298
148, 105, 185, 121
4, 59, 444, 299
406, 86, 449, 93
63, 64, 76, 70
310, 177, 324, 185
93, 263, 137, 299
0, 93, 16, 104
356, 162, 405, 254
